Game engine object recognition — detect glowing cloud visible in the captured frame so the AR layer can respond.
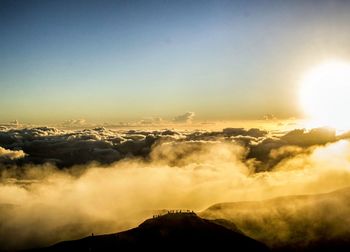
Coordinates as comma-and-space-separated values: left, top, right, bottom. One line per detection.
0, 147, 26, 160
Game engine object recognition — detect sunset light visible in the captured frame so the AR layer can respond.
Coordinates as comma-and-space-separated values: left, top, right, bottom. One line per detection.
300, 61, 350, 129
2, 1, 350, 251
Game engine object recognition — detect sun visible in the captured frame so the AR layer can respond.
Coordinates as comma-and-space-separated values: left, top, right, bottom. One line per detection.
299, 60, 350, 130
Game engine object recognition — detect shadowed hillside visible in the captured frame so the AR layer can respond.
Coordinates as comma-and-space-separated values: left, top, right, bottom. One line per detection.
33, 212, 269, 251
201, 187, 350, 251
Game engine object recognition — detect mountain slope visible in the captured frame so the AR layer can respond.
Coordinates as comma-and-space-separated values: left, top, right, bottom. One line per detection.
35, 212, 269, 251
201, 186, 350, 251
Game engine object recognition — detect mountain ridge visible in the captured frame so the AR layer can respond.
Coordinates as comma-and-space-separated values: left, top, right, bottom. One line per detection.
201, 186, 350, 251
32, 212, 269, 251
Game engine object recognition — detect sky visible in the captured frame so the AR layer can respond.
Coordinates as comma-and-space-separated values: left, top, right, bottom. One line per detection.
1, 0, 350, 123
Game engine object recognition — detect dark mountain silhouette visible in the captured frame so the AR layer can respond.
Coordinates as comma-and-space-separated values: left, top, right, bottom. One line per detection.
201, 186, 350, 251
32, 212, 269, 251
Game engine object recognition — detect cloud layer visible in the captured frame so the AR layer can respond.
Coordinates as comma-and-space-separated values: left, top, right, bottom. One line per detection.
1, 125, 350, 250
0, 125, 343, 171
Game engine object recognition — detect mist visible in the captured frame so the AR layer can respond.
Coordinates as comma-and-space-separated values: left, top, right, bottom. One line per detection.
1, 128, 350, 250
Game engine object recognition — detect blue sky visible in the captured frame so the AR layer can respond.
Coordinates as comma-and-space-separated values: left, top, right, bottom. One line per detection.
1, 0, 350, 123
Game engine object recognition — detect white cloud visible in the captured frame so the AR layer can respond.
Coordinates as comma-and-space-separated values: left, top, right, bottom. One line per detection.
173, 112, 195, 123
0, 147, 26, 160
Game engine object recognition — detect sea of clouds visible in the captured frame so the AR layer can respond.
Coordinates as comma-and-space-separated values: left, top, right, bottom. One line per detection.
1, 125, 350, 250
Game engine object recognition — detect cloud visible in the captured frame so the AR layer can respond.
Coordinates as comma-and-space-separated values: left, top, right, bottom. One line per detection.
0, 147, 26, 160
263, 114, 277, 121
0, 126, 339, 171
0, 120, 21, 128
1, 124, 350, 250
280, 127, 336, 146
173, 112, 195, 123
223, 128, 268, 138
244, 127, 337, 171
139, 117, 163, 125
200, 140, 350, 249
201, 186, 350, 250
0, 127, 129, 167
61, 119, 87, 128
1, 137, 350, 250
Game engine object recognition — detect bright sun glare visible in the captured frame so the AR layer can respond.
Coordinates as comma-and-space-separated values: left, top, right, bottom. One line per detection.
300, 60, 350, 130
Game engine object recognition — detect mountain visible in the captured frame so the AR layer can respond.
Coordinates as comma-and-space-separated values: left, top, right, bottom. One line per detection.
201, 186, 350, 251
33, 212, 269, 251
